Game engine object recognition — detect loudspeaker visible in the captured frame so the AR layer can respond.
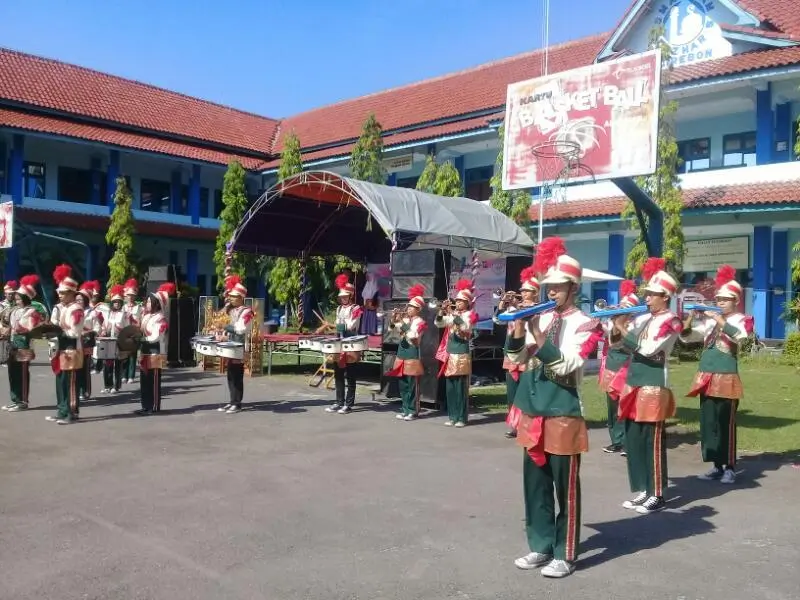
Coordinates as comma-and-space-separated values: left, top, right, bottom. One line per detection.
148, 264, 179, 283
390, 249, 452, 300
166, 296, 197, 366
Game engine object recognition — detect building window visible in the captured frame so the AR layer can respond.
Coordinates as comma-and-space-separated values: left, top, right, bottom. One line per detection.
57, 167, 94, 204
678, 138, 710, 172
23, 162, 46, 198
140, 179, 171, 212
722, 132, 756, 168
465, 166, 493, 201
199, 187, 210, 218
213, 189, 223, 218
396, 176, 418, 189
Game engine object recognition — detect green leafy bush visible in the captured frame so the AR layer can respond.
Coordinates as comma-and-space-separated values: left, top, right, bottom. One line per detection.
783, 332, 800, 358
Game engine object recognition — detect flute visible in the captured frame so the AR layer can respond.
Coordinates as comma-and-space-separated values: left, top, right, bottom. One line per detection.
589, 305, 649, 319
495, 301, 557, 323
683, 303, 723, 314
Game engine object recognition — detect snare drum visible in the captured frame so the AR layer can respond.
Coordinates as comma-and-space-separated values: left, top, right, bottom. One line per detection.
0, 339, 10, 364
191, 335, 214, 350
195, 341, 218, 356
93, 337, 118, 360
309, 336, 333, 352
341, 335, 369, 352
216, 342, 244, 360
47, 337, 59, 359
298, 336, 316, 349
320, 338, 344, 354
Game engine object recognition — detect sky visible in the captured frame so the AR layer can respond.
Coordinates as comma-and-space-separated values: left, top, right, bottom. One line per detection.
1, 0, 633, 118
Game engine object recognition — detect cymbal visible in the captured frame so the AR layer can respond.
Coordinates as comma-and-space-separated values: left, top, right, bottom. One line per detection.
28, 323, 62, 339
117, 325, 142, 352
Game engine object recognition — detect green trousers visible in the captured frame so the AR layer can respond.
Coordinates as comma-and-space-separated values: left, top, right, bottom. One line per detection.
78, 356, 93, 399
140, 367, 162, 412
55, 369, 80, 420
523, 451, 582, 562
125, 350, 138, 380
624, 420, 668, 497
103, 359, 123, 391
506, 372, 520, 408
445, 376, 468, 424
399, 375, 419, 416
606, 394, 625, 447
700, 396, 738, 468
8, 358, 30, 407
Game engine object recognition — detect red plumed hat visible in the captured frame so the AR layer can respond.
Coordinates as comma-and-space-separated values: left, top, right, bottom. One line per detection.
520, 265, 536, 284
3, 280, 18, 291
53, 263, 72, 284
620, 280, 637, 297
17, 275, 40, 299
641, 257, 666, 282
20, 274, 39, 287
407, 284, 425, 300
335, 273, 350, 290
533, 237, 566, 276
158, 282, 177, 297
714, 265, 736, 288
109, 284, 125, 300
224, 274, 241, 291
455, 279, 473, 292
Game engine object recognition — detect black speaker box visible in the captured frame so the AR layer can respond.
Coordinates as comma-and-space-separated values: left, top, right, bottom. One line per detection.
166, 296, 197, 366
148, 265, 180, 283
390, 249, 452, 300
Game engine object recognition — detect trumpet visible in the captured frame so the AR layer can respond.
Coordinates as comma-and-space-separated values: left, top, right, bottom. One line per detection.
492, 288, 524, 305
428, 298, 455, 312
390, 307, 405, 322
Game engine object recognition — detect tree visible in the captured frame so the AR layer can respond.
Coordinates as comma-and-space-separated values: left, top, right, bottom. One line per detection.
349, 112, 387, 184
416, 154, 439, 194
105, 176, 136, 286
489, 124, 531, 224
213, 160, 249, 288
433, 160, 463, 197
622, 28, 685, 278
278, 130, 303, 182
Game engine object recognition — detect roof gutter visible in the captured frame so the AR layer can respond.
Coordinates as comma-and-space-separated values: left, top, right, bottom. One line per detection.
667, 63, 800, 94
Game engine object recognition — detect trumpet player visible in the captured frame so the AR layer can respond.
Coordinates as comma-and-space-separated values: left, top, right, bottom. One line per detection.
434, 279, 476, 428
76, 281, 103, 401
135, 283, 173, 415
217, 275, 254, 415
101, 284, 131, 394
47, 264, 85, 425
506, 238, 601, 579
596, 280, 641, 455
610, 258, 681, 515
495, 267, 539, 439
681, 265, 753, 485
3, 275, 43, 412
122, 278, 143, 384
386, 284, 427, 421
323, 274, 362, 414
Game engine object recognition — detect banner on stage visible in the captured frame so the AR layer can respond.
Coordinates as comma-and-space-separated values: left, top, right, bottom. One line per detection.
449, 254, 507, 330
0, 201, 13, 249
502, 49, 661, 190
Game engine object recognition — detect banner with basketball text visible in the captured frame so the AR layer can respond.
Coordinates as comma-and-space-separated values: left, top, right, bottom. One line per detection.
502, 49, 661, 191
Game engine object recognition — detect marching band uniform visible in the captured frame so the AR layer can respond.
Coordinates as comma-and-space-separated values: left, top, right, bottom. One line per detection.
325, 275, 363, 414
497, 268, 540, 438
122, 279, 143, 383
91, 289, 109, 373
3, 276, 42, 412
77, 281, 103, 401
435, 279, 476, 428
47, 264, 85, 425
681, 265, 753, 485
507, 244, 601, 579
136, 283, 172, 415
614, 259, 681, 514
597, 280, 640, 454
218, 276, 254, 414
2, 280, 17, 310
101, 284, 131, 393
387, 285, 427, 421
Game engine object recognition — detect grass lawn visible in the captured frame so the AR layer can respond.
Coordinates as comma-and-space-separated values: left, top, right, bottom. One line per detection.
472, 360, 800, 456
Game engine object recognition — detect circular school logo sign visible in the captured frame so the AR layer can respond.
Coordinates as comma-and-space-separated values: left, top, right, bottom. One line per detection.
655, 0, 714, 47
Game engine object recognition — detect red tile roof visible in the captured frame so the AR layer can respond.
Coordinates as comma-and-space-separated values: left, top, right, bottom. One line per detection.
738, 0, 800, 37
670, 45, 800, 84
536, 181, 800, 222
720, 22, 800, 41
17, 207, 218, 241
0, 107, 263, 169
0, 48, 279, 153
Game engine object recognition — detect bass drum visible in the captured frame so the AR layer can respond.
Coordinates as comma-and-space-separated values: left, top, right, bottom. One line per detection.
0, 339, 10, 364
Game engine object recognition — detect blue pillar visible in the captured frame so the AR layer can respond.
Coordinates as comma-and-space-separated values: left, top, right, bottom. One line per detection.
453, 155, 465, 192
771, 230, 788, 339
0, 140, 6, 194
257, 278, 266, 300
752, 226, 771, 339
755, 84, 773, 165
106, 149, 120, 213
189, 165, 201, 224
86, 244, 99, 281
774, 102, 791, 163
90, 157, 102, 204
3, 248, 19, 281
186, 249, 198, 286
170, 170, 182, 214
387, 173, 397, 186
607, 234, 625, 305
9, 134, 24, 205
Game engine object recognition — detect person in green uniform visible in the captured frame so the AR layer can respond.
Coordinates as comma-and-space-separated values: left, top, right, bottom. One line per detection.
435, 279, 476, 428
387, 284, 427, 421
506, 238, 601, 579
681, 264, 752, 485
2, 275, 43, 412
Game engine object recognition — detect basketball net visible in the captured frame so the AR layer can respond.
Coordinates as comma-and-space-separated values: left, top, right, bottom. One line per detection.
530, 140, 581, 244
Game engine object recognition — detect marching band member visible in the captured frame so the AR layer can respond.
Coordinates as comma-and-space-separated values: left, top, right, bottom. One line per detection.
47, 264, 85, 425
681, 265, 753, 485
323, 274, 363, 415
217, 275, 254, 415
77, 281, 103, 401
135, 283, 172, 415
387, 284, 427, 421
3, 276, 43, 412
597, 280, 640, 455
611, 258, 681, 514
496, 267, 540, 438
506, 238, 601, 579
90, 285, 108, 373
122, 278, 143, 384
2, 280, 17, 310
101, 284, 131, 394
434, 279, 476, 428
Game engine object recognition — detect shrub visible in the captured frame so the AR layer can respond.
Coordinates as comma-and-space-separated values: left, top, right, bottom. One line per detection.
783, 332, 800, 358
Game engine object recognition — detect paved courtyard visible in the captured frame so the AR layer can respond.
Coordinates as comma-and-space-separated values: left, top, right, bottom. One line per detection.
0, 361, 798, 600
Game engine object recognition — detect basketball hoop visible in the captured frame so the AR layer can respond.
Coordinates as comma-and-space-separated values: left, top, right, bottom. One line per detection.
530, 140, 582, 243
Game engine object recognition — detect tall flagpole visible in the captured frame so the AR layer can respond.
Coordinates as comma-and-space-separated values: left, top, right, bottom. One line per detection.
537, 0, 550, 244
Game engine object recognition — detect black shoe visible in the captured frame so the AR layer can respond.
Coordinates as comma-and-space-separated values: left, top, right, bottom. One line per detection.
325, 404, 342, 413
134, 409, 153, 416
505, 430, 517, 439
603, 444, 623, 453
635, 496, 666, 514
620, 450, 627, 457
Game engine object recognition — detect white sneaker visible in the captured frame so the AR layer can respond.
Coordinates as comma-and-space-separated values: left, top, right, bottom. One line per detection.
444, 420, 454, 427
337, 406, 352, 414
226, 406, 241, 414
395, 413, 405, 420
325, 404, 342, 413
541, 559, 575, 578
514, 552, 552, 570
45, 416, 58, 422
622, 491, 648, 509
121, 378, 129, 384
217, 404, 232, 412
454, 422, 466, 428
1, 404, 12, 410
720, 468, 736, 484
403, 414, 416, 421
698, 467, 722, 481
